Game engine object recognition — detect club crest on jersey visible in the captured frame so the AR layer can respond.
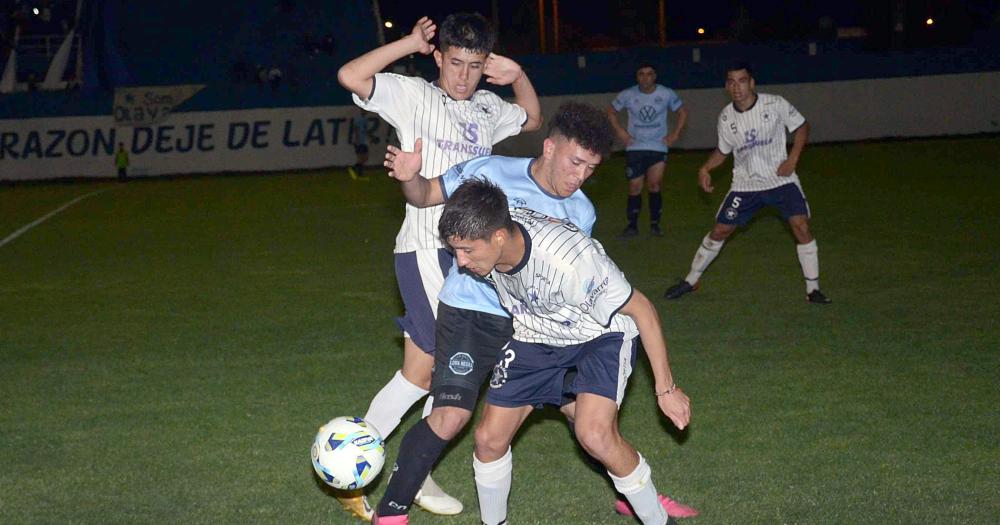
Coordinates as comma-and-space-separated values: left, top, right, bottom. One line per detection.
476, 103, 492, 115
510, 197, 527, 208
448, 352, 475, 375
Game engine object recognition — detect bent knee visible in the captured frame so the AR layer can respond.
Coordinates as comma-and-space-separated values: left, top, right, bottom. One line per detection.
574, 423, 618, 458
428, 407, 472, 440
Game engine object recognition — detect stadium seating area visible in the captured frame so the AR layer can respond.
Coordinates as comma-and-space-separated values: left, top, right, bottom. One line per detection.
1, 0, 998, 119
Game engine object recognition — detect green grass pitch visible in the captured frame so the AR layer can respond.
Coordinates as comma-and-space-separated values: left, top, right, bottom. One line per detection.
1, 137, 997, 524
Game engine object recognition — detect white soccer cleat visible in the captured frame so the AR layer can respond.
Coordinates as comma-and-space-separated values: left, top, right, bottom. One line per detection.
413, 474, 463, 515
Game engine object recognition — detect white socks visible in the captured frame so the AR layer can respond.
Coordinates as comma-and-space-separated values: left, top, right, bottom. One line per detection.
363, 370, 429, 438
684, 233, 725, 285
609, 454, 667, 525
796, 240, 820, 293
474, 448, 513, 525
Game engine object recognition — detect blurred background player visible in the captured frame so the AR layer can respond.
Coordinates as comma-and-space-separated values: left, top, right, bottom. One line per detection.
663, 63, 831, 304
608, 64, 687, 237
348, 107, 369, 180
336, 11, 542, 521
376, 103, 698, 524
437, 180, 692, 525
115, 142, 129, 182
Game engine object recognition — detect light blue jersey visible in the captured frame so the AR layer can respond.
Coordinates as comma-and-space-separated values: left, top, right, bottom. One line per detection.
436, 155, 596, 317
611, 84, 683, 153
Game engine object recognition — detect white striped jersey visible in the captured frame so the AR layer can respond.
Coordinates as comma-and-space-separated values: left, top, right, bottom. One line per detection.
437, 156, 596, 318
716, 93, 806, 192
488, 208, 639, 346
354, 73, 527, 252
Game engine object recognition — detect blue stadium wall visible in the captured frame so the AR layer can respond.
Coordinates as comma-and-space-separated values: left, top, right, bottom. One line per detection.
1, 1, 997, 180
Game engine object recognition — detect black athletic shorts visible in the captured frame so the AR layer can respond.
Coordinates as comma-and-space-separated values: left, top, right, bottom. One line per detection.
432, 303, 513, 411
625, 150, 667, 179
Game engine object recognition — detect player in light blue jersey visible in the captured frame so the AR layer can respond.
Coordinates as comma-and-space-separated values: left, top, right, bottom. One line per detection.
609, 64, 688, 238
372, 103, 698, 524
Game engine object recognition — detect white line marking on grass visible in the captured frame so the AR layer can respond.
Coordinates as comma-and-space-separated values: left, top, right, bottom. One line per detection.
0, 187, 112, 249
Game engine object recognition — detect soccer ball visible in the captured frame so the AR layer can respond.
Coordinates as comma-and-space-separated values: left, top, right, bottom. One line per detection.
311, 416, 386, 490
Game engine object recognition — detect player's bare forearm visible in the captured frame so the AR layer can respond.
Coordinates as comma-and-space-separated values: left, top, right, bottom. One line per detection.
511, 70, 542, 132
674, 106, 689, 136
698, 149, 727, 192
788, 121, 809, 164
337, 17, 436, 99
606, 107, 630, 144
620, 290, 673, 390
620, 289, 691, 429
399, 176, 441, 207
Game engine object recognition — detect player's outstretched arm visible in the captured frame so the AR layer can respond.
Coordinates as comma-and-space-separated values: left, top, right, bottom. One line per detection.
606, 106, 633, 146
484, 53, 542, 132
619, 289, 690, 430
777, 121, 809, 177
385, 138, 444, 207
698, 148, 728, 193
337, 16, 437, 99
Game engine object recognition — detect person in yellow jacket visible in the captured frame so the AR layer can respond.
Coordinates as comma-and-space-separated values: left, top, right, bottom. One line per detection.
115, 143, 129, 181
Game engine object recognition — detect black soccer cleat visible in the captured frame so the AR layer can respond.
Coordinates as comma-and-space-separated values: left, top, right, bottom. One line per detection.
619, 225, 639, 238
650, 223, 663, 237
806, 290, 832, 304
664, 279, 698, 300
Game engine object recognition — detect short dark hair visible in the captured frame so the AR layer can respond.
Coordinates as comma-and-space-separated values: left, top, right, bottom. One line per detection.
637, 63, 656, 73
439, 13, 496, 55
439, 178, 513, 243
726, 61, 755, 80
547, 102, 615, 159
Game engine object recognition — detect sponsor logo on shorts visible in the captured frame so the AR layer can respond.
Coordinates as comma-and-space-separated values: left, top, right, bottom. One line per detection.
449, 352, 475, 375
725, 207, 739, 220
438, 392, 462, 401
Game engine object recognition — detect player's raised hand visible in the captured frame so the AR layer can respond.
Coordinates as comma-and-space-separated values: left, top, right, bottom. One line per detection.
483, 53, 524, 85
385, 138, 423, 181
409, 16, 436, 55
657, 387, 691, 430
698, 168, 714, 193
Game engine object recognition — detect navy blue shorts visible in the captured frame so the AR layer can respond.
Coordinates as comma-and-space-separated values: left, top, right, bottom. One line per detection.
486, 333, 637, 409
432, 303, 513, 411
393, 248, 453, 354
625, 150, 667, 180
716, 182, 810, 226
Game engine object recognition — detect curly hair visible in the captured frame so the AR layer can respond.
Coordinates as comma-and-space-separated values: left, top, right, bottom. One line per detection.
547, 102, 615, 159
439, 13, 496, 55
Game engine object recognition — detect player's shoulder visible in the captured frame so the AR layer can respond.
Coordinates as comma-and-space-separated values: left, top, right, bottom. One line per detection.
717, 102, 736, 120
758, 92, 787, 106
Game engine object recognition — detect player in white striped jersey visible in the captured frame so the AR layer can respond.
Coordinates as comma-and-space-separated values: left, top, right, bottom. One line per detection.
336, 12, 542, 521
375, 104, 698, 523
439, 179, 693, 525
664, 63, 832, 304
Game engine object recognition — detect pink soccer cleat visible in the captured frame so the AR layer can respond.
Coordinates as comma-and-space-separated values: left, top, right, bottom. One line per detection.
614, 494, 700, 518
371, 512, 408, 525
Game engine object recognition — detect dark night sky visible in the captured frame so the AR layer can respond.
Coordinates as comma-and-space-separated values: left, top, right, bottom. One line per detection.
375, 1, 995, 51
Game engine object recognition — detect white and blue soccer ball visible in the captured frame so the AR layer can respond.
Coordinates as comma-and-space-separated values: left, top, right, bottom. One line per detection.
311, 416, 386, 490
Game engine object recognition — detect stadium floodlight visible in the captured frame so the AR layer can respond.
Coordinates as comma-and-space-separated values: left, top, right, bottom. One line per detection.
32, 7, 39, 15
697, 28, 705, 35
925, 18, 934, 26
384, 20, 393, 29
